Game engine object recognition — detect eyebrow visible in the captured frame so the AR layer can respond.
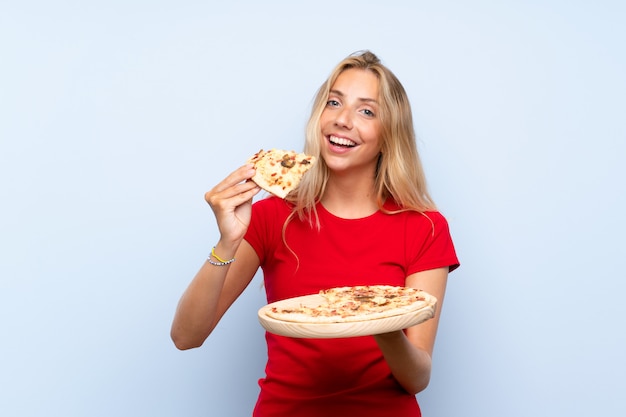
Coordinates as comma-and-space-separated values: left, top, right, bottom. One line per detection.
329, 89, 379, 105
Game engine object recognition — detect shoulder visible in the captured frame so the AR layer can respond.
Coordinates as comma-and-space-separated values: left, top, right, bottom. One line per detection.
421, 211, 450, 228
402, 211, 451, 240
247, 197, 293, 247
253, 195, 293, 212
251, 196, 294, 223
383, 200, 450, 228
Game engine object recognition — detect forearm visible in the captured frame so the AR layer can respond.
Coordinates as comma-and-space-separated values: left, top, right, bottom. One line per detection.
376, 267, 448, 394
171, 165, 260, 350
374, 330, 432, 395
171, 237, 261, 350
170, 241, 239, 350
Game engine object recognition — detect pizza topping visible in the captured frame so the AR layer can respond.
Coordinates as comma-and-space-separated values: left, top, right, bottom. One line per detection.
280, 154, 296, 168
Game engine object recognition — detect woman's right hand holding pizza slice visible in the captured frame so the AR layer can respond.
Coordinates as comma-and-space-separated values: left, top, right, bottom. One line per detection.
171, 164, 261, 350
204, 164, 261, 249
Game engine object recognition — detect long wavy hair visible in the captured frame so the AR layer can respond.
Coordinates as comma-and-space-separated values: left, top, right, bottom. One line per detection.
286, 50, 436, 229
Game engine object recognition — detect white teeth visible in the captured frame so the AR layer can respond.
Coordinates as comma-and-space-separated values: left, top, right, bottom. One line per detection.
329, 136, 356, 147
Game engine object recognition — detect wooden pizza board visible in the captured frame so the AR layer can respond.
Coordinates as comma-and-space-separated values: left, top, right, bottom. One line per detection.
257, 292, 437, 339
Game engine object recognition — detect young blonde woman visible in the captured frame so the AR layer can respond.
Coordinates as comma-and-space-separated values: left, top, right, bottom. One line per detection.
171, 50, 459, 416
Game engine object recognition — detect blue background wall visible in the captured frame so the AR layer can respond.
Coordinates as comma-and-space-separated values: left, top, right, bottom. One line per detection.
1, 1, 624, 416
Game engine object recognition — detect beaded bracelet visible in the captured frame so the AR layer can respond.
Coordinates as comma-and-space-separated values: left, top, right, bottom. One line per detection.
208, 246, 235, 266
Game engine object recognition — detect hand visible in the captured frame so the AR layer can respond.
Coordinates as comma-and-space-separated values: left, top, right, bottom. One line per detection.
204, 164, 261, 245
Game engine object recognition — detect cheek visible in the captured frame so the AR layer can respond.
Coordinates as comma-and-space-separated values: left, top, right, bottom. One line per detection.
364, 123, 382, 142
319, 111, 331, 129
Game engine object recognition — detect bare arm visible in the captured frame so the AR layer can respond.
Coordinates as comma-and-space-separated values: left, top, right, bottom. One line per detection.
373, 267, 449, 394
170, 164, 261, 350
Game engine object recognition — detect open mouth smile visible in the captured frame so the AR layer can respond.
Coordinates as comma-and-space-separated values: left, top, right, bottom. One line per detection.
329, 135, 357, 148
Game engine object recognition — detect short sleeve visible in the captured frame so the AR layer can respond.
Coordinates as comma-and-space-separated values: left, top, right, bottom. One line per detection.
405, 211, 460, 275
244, 197, 288, 265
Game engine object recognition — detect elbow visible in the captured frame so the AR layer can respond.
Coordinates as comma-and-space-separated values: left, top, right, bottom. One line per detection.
170, 328, 206, 351
172, 337, 202, 351
401, 366, 431, 395
406, 377, 430, 396
405, 349, 433, 395
170, 316, 218, 350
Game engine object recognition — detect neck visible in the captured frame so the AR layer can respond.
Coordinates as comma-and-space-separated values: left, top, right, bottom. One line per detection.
321, 175, 379, 219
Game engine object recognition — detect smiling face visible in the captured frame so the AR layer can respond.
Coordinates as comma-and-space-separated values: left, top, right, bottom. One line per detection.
319, 68, 383, 177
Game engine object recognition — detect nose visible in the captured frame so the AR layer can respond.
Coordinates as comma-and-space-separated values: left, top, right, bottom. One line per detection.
334, 107, 353, 129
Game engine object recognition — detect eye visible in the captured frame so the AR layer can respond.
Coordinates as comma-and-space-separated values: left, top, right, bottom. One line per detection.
361, 108, 375, 117
326, 99, 340, 107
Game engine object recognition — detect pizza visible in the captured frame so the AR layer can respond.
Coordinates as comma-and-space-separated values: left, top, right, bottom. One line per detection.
247, 148, 316, 198
264, 285, 435, 324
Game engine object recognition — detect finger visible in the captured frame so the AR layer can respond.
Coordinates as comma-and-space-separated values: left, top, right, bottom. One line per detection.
205, 183, 261, 214
204, 164, 256, 204
238, 188, 259, 209
212, 164, 256, 194
205, 177, 259, 205
221, 182, 261, 207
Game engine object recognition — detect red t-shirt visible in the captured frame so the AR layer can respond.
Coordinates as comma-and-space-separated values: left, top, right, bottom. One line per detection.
245, 197, 459, 417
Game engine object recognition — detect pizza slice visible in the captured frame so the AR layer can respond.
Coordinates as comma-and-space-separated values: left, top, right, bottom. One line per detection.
247, 148, 316, 198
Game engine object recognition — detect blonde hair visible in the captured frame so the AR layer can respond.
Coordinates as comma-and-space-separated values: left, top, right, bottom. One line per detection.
286, 50, 435, 228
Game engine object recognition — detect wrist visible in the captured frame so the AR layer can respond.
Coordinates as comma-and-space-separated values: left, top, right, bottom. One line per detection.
211, 240, 240, 263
